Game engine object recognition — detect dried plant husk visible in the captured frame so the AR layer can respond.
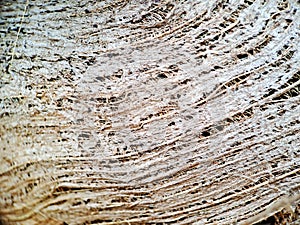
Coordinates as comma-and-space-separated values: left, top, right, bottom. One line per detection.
0, 0, 300, 224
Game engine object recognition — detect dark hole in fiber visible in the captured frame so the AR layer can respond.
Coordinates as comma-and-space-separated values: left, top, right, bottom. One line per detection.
237, 53, 248, 59
157, 73, 168, 79
201, 131, 210, 137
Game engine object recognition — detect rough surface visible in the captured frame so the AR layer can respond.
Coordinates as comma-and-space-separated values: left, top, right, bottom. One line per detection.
0, 0, 300, 224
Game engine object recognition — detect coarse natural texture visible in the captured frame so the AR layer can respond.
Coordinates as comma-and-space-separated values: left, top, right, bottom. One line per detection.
0, 0, 300, 224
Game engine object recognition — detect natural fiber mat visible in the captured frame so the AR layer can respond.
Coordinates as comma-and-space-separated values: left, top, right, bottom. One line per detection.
1, 0, 300, 224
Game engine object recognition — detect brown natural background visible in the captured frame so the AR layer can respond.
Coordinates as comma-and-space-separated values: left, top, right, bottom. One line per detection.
0, 0, 300, 224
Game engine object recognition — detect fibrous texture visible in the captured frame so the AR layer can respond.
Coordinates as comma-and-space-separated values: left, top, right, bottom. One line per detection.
0, 0, 300, 224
